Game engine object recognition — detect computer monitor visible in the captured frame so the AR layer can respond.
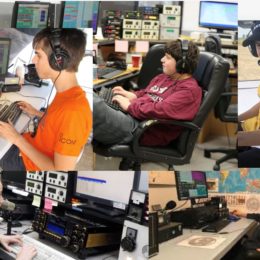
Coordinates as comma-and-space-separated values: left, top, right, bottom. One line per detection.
12, 1, 50, 28
74, 171, 138, 212
175, 171, 208, 206
1, 171, 26, 190
61, 1, 100, 34
199, 1, 238, 32
0, 38, 11, 76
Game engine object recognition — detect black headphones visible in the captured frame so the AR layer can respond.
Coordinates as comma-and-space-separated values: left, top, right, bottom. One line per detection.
243, 22, 260, 57
176, 39, 189, 73
48, 29, 70, 71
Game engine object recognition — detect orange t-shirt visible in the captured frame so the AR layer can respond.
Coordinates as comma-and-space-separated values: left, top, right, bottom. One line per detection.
20, 86, 92, 170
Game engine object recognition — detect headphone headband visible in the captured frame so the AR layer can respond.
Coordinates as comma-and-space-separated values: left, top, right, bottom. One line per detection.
176, 39, 189, 73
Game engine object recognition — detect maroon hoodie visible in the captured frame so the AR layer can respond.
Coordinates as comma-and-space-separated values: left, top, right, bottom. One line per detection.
127, 73, 202, 146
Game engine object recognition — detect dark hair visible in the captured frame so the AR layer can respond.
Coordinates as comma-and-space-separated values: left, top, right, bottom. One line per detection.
33, 28, 86, 72
164, 40, 200, 74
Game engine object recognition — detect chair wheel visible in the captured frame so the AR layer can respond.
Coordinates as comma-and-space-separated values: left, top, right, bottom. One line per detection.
213, 164, 220, 171
204, 150, 211, 158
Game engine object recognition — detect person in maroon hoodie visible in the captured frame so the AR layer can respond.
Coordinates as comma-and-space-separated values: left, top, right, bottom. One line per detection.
93, 40, 202, 146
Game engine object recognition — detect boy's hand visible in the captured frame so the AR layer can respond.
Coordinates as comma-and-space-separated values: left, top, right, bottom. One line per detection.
0, 120, 22, 145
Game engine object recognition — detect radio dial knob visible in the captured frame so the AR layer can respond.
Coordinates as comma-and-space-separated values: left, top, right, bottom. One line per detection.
36, 184, 41, 189
60, 176, 65, 181
121, 236, 136, 252
70, 244, 80, 253
59, 191, 64, 196
71, 235, 77, 241
61, 236, 70, 247
82, 227, 87, 232
79, 239, 84, 247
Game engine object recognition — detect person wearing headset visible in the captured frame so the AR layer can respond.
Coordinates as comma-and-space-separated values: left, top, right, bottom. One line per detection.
94, 40, 202, 147
0, 28, 92, 171
238, 21, 260, 167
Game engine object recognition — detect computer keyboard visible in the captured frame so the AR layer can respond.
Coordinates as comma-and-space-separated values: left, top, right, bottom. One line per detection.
98, 87, 123, 112
9, 234, 75, 260
97, 67, 123, 79
202, 219, 231, 233
0, 101, 22, 125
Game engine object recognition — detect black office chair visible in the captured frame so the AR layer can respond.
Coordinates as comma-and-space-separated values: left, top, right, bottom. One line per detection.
135, 44, 165, 89
203, 35, 238, 170
93, 51, 230, 170
236, 226, 260, 260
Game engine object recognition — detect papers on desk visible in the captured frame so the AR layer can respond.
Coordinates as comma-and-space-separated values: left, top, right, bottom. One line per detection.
238, 80, 260, 114
177, 235, 226, 249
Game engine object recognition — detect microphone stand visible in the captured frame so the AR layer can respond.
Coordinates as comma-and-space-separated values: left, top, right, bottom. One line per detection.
5, 210, 14, 235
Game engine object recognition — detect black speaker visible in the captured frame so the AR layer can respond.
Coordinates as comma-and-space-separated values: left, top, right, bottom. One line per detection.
149, 212, 159, 257
48, 29, 70, 71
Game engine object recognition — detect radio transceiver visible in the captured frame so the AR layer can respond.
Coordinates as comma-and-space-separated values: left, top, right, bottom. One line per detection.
160, 27, 179, 40
123, 30, 141, 39
163, 5, 181, 15
33, 210, 122, 259
141, 30, 159, 40
141, 20, 159, 30
160, 14, 181, 27
27, 171, 45, 182
25, 180, 44, 196
123, 19, 142, 29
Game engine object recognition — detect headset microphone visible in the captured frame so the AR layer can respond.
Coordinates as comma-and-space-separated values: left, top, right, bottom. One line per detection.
242, 38, 250, 47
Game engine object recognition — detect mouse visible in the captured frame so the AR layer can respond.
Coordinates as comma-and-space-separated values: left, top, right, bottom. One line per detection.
228, 214, 240, 221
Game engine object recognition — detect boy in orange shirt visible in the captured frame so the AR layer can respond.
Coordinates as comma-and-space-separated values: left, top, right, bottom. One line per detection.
0, 28, 92, 170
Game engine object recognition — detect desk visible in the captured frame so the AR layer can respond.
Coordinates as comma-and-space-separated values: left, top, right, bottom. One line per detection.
153, 218, 257, 260
238, 80, 260, 115
0, 220, 118, 260
94, 66, 140, 90
0, 83, 52, 159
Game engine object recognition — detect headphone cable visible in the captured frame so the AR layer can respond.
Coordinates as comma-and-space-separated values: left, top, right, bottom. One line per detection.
31, 71, 61, 137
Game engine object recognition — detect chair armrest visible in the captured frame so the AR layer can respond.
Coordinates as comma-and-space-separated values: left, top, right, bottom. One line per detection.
221, 92, 237, 97
131, 119, 200, 153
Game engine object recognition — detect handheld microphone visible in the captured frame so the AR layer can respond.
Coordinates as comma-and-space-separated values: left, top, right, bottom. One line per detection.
1, 200, 15, 211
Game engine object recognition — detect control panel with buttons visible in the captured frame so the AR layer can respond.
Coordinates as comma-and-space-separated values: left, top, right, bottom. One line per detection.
46, 171, 69, 187
25, 180, 44, 195
26, 171, 45, 182
45, 184, 68, 203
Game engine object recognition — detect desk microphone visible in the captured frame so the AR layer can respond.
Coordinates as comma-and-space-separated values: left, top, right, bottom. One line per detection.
164, 200, 176, 211
1, 200, 15, 211
162, 201, 177, 224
